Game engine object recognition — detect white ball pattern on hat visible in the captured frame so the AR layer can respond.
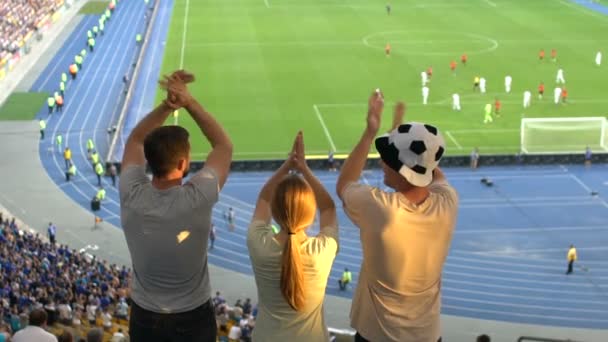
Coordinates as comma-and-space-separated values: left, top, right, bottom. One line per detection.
376, 122, 446, 187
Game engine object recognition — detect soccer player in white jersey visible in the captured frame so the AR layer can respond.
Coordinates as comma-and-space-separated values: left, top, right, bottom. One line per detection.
479, 77, 487, 93
504, 75, 512, 93
556, 68, 565, 84
523, 90, 531, 108
421, 71, 428, 86
452, 93, 461, 111
422, 86, 429, 105
554, 87, 562, 104
596, 51, 602, 66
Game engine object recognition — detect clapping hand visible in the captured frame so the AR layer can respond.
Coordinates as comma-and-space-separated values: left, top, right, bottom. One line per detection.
159, 72, 194, 109
287, 131, 308, 173
367, 89, 384, 136
391, 101, 406, 131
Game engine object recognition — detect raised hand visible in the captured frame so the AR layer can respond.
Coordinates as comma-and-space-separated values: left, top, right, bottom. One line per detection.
391, 101, 406, 131
367, 89, 384, 136
289, 131, 308, 173
172, 70, 195, 84
159, 74, 194, 109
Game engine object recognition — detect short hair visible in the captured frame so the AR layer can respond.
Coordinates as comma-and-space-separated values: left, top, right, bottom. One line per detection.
58, 330, 73, 342
143, 126, 190, 177
477, 334, 491, 342
86, 328, 103, 342
29, 309, 47, 326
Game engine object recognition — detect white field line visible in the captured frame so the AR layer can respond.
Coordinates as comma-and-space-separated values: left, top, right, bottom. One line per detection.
568, 173, 608, 208
179, 0, 190, 68
570, 173, 593, 193
313, 104, 337, 152
264, 0, 270, 8
481, 0, 497, 7
446, 131, 463, 149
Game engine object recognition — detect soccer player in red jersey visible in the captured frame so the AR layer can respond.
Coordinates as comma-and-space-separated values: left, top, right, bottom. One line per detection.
561, 87, 568, 103
551, 48, 557, 62
539, 49, 545, 61
538, 82, 545, 99
450, 60, 457, 73
385, 43, 391, 57
427, 66, 433, 78
494, 98, 501, 116
461, 53, 467, 65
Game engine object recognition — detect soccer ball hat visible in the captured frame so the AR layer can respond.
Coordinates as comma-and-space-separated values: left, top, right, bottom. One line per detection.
375, 122, 445, 187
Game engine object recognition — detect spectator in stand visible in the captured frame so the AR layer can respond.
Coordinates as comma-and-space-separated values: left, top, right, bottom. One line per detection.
12, 309, 57, 342
477, 334, 491, 342
58, 330, 73, 342
228, 323, 241, 342
111, 328, 127, 342
336, 91, 458, 342
86, 328, 103, 342
115, 298, 128, 320
86, 300, 98, 325
242, 298, 252, 315
119, 70, 232, 342
101, 308, 113, 331
585, 146, 592, 168
213, 291, 225, 307
247, 132, 338, 341
47, 222, 57, 244
0, 323, 10, 341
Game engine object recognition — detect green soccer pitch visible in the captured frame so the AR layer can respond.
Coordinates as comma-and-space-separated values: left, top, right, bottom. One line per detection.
157, 0, 608, 160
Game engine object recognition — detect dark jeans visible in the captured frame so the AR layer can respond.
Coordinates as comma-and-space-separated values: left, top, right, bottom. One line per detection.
355, 332, 442, 342
567, 260, 574, 274
130, 300, 216, 342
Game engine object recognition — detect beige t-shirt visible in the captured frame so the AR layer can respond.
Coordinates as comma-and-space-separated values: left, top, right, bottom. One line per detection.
247, 221, 338, 342
343, 181, 458, 342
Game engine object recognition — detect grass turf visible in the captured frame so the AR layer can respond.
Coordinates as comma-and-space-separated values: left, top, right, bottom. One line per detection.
0, 92, 49, 121
158, 0, 608, 160
78, 1, 110, 14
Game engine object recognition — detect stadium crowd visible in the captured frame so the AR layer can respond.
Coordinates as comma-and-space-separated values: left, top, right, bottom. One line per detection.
0, 210, 264, 342
0, 212, 132, 341
0, 0, 64, 59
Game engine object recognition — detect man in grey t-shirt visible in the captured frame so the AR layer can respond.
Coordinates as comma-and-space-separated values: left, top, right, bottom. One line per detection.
119, 70, 232, 342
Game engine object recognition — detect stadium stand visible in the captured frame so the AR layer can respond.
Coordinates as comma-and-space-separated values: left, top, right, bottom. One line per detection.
0, 210, 132, 341
0, 208, 266, 341
0, 0, 64, 67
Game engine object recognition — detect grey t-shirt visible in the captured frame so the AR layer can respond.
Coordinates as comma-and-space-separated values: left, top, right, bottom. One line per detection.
119, 165, 219, 313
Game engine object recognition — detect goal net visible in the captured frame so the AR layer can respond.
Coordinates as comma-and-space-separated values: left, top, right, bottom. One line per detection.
520, 117, 608, 154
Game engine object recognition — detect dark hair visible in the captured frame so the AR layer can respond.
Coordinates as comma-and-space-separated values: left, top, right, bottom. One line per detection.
477, 334, 491, 342
58, 330, 73, 342
86, 328, 103, 342
143, 126, 190, 177
29, 309, 47, 326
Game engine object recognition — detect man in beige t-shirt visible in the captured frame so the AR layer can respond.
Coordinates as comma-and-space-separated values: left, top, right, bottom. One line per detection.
337, 95, 458, 342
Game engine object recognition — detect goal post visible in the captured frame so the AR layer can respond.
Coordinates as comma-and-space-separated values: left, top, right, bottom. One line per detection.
520, 117, 608, 154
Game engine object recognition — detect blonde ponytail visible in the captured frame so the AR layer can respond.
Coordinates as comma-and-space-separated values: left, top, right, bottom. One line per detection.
280, 230, 305, 311
271, 175, 316, 311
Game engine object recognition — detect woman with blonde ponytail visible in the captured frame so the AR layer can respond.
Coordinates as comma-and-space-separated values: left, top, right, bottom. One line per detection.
247, 132, 338, 341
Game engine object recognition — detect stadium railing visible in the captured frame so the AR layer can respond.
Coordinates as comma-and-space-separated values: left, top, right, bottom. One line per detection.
105, 0, 160, 167
518, 336, 583, 342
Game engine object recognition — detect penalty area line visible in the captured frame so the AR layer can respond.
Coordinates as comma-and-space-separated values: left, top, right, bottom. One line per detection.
446, 131, 463, 150
313, 105, 337, 152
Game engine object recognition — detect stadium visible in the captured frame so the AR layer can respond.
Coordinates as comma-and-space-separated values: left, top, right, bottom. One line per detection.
0, 0, 607, 341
